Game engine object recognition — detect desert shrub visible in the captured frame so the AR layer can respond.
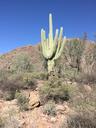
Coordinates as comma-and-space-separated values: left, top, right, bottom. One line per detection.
38, 72, 48, 80
66, 113, 96, 128
75, 71, 96, 84
15, 92, 29, 111
30, 72, 48, 80
8, 73, 37, 90
0, 108, 20, 128
12, 52, 33, 73
0, 117, 4, 128
62, 68, 78, 81
0, 73, 25, 100
63, 39, 85, 71
8, 73, 24, 88
0, 73, 24, 91
4, 117, 20, 128
4, 90, 16, 101
0, 54, 5, 60
0, 69, 9, 82
81, 43, 96, 83
23, 73, 37, 90
43, 101, 56, 116
69, 84, 96, 113
1, 81, 19, 101
0, 72, 37, 100
54, 39, 85, 80
23, 72, 48, 81
24, 78, 37, 89
0, 116, 19, 128
60, 111, 96, 128
39, 77, 75, 104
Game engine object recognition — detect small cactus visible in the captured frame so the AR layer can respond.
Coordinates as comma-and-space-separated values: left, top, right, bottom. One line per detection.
41, 14, 66, 73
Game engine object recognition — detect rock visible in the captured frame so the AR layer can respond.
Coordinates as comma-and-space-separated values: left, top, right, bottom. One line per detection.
66, 81, 72, 84
72, 82, 77, 86
29, 101, 40, 110
10, 99, 17, 105
56, 104, 70, 114
56, 105, 65, 111
29, 91, 40, 110
83, 85, 92, 93
50, 117, 57, 123
19, 120, 26, 128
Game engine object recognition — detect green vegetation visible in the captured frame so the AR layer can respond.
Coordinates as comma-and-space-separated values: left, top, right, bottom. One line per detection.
15, 91, 29, 111
80, 43, 96, 84
39, 76, 76, 104
0, 117, 4, 128
0, 108, 20, 128
12, 52, 33, 73
23, 72, 48, 81
71, 85, 96, 112
61, 112, 96, 128
63, 39, 85, 71
43, 100, 56, 116
41, 14, 66, 73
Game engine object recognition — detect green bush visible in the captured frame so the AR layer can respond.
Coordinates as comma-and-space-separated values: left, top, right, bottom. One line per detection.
75, 72, 96, 84
0, 69, 9, 82
66, 113, 96, 128
0, 73, 24, 90
4, 90, 16, 101
29, 72, 48, 80
63, 39, 85, 71
8, 73, 37, 90
43, 101, 56, 116
25, 78, 37, 89
12, 52, 33, 73
0, 108, 20, 128
23, 73, 37, 90
70, 85, 96, 112
62, 68, 78, 81
39, 77, 74, 104
38, 72, 48, 80
15, 92, 29, 111
0, 73, 24, 100
0, 117, 4, 128
81, 43, 96, 84
0, 72, 37, 100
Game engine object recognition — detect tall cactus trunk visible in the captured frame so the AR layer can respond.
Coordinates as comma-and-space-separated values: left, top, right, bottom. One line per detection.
41, 14, 66, 74
47, 59, 55, 73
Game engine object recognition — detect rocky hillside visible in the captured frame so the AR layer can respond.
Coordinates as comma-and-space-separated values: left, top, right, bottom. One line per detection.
0, 44, 44, 72
0, 39, 96, 128
0, 39, 96, 75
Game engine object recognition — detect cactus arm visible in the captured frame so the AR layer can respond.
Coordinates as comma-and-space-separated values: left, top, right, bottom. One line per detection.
54, 29, 59, 45
41, 29, 49, 58
41, 29, 46, 57
49, 14, 53, 43
54, 36, 66, 60
57, 27, 63, 52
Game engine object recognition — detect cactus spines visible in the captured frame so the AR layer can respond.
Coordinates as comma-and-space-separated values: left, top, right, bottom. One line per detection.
41, 13, 66, 73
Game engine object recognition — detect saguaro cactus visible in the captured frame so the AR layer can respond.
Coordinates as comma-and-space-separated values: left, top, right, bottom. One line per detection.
41, 14, 66, 73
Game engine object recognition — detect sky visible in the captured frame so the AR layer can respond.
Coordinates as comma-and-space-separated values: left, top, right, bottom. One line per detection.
0, 0, 96, 54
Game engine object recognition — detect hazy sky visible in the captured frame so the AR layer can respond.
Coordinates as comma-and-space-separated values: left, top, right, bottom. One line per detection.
0, 0, 96, 54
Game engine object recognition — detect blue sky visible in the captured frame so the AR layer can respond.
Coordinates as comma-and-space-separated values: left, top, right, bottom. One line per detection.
0, 0, 96, 54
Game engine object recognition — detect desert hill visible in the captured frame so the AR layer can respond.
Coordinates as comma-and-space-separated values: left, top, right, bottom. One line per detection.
0, 39, 96, 128
0, 45, 44, 72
